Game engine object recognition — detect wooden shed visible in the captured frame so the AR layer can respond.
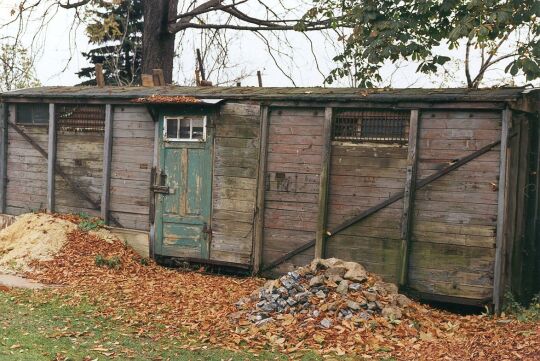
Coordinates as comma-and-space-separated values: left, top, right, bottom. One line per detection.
0, 86, 539, 311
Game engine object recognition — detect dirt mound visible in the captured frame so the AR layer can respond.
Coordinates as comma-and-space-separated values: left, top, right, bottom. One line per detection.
0, 213, 77, 274
0, 213, 124, 275
235, 258, 413, 328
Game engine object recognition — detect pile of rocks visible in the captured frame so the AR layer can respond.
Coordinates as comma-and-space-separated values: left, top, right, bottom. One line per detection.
235, 258, 413, 328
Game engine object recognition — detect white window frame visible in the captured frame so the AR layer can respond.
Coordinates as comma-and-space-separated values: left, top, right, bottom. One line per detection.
163, 115, 207, 142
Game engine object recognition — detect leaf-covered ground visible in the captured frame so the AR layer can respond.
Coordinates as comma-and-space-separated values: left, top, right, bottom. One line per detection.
0, 215, 538, 360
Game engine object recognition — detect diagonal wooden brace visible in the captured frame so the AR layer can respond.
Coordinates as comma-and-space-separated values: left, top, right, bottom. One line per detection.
7, 120, 124, 228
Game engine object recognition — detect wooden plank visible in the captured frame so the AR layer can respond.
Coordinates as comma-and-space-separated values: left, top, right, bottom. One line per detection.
47, 103, 56, 212
253, 106, 269, 274
399, 109, 419, 286
493, 107, 509, 315
315, 107, 332, 259
0, 103, 7, 213
101, 104, 113, 223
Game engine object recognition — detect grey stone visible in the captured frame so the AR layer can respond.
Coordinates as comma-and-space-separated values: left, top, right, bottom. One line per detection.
255, 317, 274, 327
315, 290, 326, 299
363, 290, 378, 302
336, 280, 349, 295
280, 276, 295, 290
277, 299, 288, 308
294, 283, 305, 292
325, 266, 347, 278
288, 288, 298, 297
254, 312, 269, 321
348, 283, 362, 291
320, 318, 332, 329
359, 311, 370, 320
277, 286, 289, 297
309, 275, 324, 287
328, 275, 344, 283
382, 306, 402, 320
373, 281, 398, 296
289, 271, 301, 280
312, 310, 320, 317
286, 298, 297, 306
260, 302, 278, 313
347, 300, 361, 311
344, 264, 367, 283
294, 291, 310, 303
367, 301, 378, 311
392, 294, 412, 308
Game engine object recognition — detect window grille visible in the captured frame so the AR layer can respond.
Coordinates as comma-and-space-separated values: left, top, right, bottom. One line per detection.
333, 109, 410, 144
16, 103, 49, 125
56, 105, 105, 133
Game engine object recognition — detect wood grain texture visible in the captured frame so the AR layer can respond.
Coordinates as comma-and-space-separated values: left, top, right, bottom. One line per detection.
110, 106, 154, 230
210, 102, 261, 265
261, 107, 324, 270
410, 109, 501, 301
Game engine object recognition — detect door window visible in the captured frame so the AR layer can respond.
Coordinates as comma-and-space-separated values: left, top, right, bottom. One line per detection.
164, 116, 207, 142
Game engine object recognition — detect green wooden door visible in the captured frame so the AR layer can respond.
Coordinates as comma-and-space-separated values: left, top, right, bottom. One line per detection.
154, 111, 213, 259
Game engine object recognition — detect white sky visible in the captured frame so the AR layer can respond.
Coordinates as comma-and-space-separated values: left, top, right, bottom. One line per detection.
0, 0, 536, 89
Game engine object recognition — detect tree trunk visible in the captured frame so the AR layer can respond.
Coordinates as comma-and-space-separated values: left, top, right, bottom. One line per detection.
142, 0, 177, 84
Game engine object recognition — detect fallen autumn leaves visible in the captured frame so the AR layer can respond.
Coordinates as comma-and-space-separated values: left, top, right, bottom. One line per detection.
2, 214, 536, 360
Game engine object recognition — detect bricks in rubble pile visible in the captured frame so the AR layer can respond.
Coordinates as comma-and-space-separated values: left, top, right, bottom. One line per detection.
235, 258, 413, 328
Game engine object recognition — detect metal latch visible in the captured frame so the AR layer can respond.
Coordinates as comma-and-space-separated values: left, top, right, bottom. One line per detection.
151, 185, 170, 194
202, 222, 212, 235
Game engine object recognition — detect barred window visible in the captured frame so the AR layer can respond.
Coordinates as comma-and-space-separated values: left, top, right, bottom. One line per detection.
16, 103, 49, 125
56, 105, 105, 133
333, 109, 410, 144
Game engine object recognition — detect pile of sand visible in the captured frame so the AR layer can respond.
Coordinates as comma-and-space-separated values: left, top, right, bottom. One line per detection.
0, 213, 77, 274
0, 213, 120, 274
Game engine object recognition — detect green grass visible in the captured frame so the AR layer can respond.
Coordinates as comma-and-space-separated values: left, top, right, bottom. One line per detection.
0, 290, 328, 361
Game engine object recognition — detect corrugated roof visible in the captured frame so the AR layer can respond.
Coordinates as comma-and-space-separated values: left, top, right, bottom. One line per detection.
0, 86, 534, 103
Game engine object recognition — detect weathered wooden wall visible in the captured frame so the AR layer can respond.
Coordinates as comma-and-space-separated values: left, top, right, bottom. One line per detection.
259, 107, 503, 302
262, 107, 324, 273
326, 145, 408, 282
210, 102, 260, 265
409, 110, 501, 301
109, 105, 154, 231
5, 105, 48, 214
54, 131, 103, 216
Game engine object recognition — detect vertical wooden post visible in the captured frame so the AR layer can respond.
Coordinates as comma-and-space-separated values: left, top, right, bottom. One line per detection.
257, 71, 263, 87
253, 106, 270, 274
0, 103, 7, 213
315, 107, 332, 259
95, 64, 105, 87
47, 103, 56, 213
152, 69, 165, 86
101, 104, 113, 224
398, 109, 420, 287
494, 106, 511, 315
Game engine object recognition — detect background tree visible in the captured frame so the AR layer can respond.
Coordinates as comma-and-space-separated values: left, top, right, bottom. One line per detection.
12, 0, 339, 84
77, 0, 143, 86
306, 0, 540, 88
0, 42, 41, 91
